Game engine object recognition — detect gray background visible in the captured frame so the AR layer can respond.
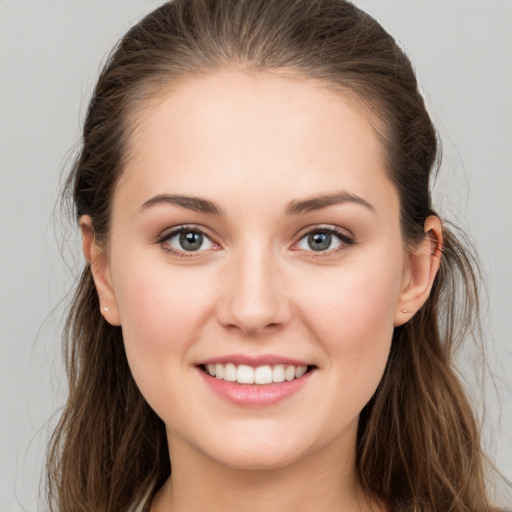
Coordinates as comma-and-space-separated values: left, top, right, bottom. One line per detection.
1, 1, 510, 510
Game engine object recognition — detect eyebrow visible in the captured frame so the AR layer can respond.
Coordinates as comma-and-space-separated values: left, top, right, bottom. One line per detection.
285, 191, 375, 215
138, 191, 374, 217
138, 194, 223, 215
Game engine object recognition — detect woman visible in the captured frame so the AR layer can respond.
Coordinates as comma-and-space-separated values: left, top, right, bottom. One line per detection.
46, 0, 506, 510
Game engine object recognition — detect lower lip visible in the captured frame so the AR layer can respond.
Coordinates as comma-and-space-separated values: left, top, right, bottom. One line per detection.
197, 368, 314, 407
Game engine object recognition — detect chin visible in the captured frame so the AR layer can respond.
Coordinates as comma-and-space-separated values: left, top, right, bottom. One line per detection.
209, 446, 305, 472
193, 426, 330, 473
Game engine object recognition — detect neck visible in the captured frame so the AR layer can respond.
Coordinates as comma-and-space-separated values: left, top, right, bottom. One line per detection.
150, 426, 381, 512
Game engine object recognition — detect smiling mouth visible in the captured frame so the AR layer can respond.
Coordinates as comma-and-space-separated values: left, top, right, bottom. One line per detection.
199, 363, 316, 385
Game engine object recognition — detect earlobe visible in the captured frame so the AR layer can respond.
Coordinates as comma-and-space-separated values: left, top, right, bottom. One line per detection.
394, 215, 443, 326
79, 216, 121, 326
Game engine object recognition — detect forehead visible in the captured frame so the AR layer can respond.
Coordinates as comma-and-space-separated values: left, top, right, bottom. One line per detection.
118, 70, 397, 217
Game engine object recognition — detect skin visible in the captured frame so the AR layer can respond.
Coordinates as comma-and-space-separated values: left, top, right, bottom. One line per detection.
81, 71, 442, 512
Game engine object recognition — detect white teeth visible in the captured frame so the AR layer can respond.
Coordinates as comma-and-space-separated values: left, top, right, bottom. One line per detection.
215, 363, 224, 379
254, 365, 273, 384
224, 363, 237, 382
237, 365, 255, 384
204, 363, 310, 384
284, 365, 296, 381
295, 366, 307, 378
272, 364, 285, 383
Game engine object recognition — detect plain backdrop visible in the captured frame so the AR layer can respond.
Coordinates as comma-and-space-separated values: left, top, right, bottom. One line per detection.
1, 1, 511, 510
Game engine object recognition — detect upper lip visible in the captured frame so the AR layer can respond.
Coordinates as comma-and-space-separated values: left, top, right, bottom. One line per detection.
196, 354, 314, 367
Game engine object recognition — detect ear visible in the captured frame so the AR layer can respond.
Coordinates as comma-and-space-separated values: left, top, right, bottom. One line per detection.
394, 215, 443, 326
79, 216, 121, 326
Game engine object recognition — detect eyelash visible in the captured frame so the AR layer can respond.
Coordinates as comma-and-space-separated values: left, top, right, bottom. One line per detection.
293, 225, 355, 258
156, 224, 355, 259
157, 224, 219, 259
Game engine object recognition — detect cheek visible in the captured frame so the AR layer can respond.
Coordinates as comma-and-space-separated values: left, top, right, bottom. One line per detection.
111, 259, 220, 422
302, 262, 400, 337
111, 254, 215, 369
296, 256, 402, 393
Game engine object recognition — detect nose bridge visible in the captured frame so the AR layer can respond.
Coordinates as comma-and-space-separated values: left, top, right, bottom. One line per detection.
216, 240, 289, 334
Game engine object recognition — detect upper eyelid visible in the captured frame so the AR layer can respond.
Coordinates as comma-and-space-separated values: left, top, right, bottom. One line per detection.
293, 224, 354, 241
158, 224, 216, 242
156, 223, 354, 248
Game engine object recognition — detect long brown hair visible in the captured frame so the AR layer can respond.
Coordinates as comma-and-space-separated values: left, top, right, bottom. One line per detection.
47, 1, 498, 510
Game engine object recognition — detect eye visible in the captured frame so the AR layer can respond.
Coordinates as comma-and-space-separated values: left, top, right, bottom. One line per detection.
295, 227, 354, 253
159, 226, 216, 254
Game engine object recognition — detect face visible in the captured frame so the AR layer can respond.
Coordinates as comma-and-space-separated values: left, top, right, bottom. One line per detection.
91, 71, 422, 471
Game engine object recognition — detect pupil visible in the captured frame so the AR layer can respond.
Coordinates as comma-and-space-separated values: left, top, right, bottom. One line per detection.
308, 232, 331, 251
180, 231, 203, 251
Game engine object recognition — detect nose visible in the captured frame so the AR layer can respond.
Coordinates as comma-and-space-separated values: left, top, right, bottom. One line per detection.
215, 244, 292, 336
